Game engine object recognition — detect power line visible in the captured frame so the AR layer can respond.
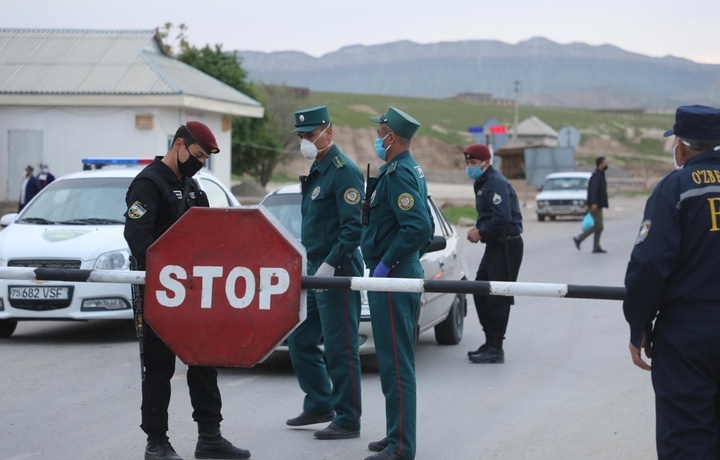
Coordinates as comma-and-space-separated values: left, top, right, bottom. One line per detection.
234, 140, 289, 153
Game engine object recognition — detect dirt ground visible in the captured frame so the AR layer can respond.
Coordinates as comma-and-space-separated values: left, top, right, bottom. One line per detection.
271, 125, 667, 198
273, 126, 467, 184
2, 126, 664, 216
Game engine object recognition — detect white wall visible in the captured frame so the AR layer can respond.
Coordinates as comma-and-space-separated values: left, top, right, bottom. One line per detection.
0, 106, 232, 201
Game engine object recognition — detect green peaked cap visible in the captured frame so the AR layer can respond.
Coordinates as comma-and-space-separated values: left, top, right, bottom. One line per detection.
370, 106, 421, 140
293, 105, 331, 133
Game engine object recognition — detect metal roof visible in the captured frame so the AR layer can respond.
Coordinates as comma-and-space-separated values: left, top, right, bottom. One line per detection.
514, 116, 558, 137
0, 29, 262, 116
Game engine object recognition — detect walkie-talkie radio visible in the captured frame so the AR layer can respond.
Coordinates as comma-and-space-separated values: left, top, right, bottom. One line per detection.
361, 164, 378, 226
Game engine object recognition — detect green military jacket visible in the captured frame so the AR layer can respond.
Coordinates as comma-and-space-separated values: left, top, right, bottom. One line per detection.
361, 150, 434, 269
300, 144, 365, 267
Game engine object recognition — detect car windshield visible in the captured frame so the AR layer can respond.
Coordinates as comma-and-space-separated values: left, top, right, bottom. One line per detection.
19, 177, 132, 225
261, 191, 447, 241
261, 193, 303, 240
543, 177, 588, 191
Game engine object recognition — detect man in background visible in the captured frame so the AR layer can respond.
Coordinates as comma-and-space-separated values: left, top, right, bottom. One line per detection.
573, 156, 609, 253
18, 165, 40, 211
37, 164, 55, 189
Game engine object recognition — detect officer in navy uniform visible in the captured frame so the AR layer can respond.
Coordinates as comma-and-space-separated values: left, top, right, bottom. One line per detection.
124, 121, 250, 460
361, 107, 434, 460
284, 106, 365, 441
463, 144, 523, 364
623, 105, 720, 459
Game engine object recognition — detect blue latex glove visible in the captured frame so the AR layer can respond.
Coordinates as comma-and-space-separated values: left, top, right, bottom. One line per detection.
372, 261, 391, 278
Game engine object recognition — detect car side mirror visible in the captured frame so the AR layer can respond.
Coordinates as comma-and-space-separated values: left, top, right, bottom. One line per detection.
537, 185, 544, 192
426, 235, 447, 253
0, 213, 18, 228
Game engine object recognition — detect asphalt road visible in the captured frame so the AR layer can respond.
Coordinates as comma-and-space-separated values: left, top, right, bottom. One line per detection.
0, 195, 658, 460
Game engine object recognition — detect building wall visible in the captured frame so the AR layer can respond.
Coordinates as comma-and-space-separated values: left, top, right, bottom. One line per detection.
0, 106, 232, 201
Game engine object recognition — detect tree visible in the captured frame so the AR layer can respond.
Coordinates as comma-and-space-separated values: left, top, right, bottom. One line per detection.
156, 23, 188, 57
159, 24, 286, 186
252, 84, 310, 183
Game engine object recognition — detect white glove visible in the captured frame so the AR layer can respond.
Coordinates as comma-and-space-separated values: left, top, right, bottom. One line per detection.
313, 262, 335, 293
314, 262, 335, 277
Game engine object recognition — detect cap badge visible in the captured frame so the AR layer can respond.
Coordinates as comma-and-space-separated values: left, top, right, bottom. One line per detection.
299, 115, 305, 122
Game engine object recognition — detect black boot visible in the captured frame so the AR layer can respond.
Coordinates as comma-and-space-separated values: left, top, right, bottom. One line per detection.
467, 343, 488, 358
469, 346, 505, 363
145, 433, 183, 460
195, 425, 251, 459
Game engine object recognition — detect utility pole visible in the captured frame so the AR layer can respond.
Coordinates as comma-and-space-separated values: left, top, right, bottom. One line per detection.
512, 80, 520, 144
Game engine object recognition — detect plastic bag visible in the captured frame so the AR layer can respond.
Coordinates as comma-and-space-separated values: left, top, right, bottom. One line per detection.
581, 212, 594, 232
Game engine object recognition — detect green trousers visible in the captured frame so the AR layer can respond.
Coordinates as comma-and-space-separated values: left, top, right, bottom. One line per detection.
287, 255, 363, 430
368, 261, 423, 459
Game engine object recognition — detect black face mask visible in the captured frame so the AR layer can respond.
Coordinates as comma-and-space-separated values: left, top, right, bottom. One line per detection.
177, 151, 204, 177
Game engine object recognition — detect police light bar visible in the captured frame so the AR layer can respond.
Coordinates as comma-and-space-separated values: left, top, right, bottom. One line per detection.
82, 158, 153, 165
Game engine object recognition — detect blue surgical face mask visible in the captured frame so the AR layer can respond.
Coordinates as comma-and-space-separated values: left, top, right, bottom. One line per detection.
466, 165, 483, 179
374, 133, 391, 161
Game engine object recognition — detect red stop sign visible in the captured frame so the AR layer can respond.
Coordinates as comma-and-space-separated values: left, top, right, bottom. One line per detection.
144, 206, 306, 367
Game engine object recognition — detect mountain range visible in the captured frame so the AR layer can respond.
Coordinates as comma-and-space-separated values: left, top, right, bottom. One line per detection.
233, 37, 720, 110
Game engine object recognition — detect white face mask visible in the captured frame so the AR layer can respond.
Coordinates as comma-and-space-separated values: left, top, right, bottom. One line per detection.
672, 143, 683, 170
299, 125, 332, 160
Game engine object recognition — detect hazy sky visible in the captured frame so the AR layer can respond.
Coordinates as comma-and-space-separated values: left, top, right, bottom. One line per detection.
4, 0, 720, 64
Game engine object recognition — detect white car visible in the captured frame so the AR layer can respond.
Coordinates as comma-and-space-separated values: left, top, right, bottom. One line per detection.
0, 159, 240, 338
535, 171, 592, 221
259, 183, 468, 355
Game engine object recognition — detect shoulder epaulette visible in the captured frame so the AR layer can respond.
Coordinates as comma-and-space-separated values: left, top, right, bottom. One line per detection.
333, 156, 346, 169
387, 162, 398, 174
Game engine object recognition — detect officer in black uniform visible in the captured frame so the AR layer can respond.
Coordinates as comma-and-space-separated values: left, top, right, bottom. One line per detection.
623, 105, 720, 459
463, 144, 523, 364
124, 121, 250, 460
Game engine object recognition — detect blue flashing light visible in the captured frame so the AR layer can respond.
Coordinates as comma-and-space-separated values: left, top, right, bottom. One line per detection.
82, 158, 153, 165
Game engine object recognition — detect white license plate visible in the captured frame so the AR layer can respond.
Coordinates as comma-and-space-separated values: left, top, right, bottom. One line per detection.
9, 286, 70, 300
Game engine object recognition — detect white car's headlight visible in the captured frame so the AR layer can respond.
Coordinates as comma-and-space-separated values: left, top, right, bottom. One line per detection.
95, 249, 131, 270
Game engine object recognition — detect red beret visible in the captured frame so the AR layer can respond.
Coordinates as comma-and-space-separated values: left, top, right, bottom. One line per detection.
186, 121, 220, 154
463, 144, 491, 161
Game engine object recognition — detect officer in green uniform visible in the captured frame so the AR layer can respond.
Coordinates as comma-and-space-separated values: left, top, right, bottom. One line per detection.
284, 106, 365, 441
361, 107, 434, 460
